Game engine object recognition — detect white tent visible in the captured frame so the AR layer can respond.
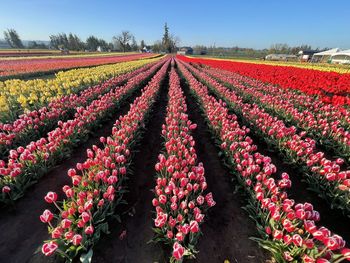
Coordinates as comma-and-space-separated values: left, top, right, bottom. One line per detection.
312, 48, 340, 62
314, 48, 340, 56
330, 49, 350, 64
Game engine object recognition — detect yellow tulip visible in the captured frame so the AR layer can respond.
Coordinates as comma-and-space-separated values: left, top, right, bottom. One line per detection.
0, 56, 163, 121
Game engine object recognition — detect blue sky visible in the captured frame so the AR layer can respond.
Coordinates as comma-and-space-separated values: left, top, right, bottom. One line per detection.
1, 0, 349, 49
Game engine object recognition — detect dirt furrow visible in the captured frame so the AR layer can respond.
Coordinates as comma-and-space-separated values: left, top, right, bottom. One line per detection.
92, 71, 170, 263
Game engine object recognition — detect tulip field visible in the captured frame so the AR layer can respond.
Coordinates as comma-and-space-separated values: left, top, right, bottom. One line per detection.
0, 53, 154, 80
1, 54, 350, 263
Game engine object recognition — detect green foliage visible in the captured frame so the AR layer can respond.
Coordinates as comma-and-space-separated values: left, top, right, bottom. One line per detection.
3, 29, 24, 48
50, 33, 85, 51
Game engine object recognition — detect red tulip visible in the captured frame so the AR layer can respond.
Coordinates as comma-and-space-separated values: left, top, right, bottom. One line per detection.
64, 231, 74, 240
159, 194, 167, 204
81, 212, 90, 223
44, 191, 57, 203
40, 209, 53, 223
85, 225, 94, 235
2, 186, 11, 193
152, 198, 159, 206
154, 212, 168, 228
42, 241, 58, 256
341, 248, 350, 260
196, 195, 204, 205
61, 219, 72, 229
167, 230, 173, 239
273, 229, 283, 240
72, 234, 83, 246
67, 168, 76, 177
302, 254, 315, 263
175, 232, 184, 242
283, 252, 294, 261
189, 123, 197, 130
292, 234, 303, 247
190, 220, 199, 233
172, 242, 185, 260
51, 228, 62, 238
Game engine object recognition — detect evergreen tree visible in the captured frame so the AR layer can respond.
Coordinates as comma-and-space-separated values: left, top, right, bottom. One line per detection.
162, 23, 171, 53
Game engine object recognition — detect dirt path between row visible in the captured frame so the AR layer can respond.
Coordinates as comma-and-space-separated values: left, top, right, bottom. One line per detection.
92, 70, 170, 262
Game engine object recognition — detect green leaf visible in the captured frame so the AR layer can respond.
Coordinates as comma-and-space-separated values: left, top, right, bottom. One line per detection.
80, 248, 93, 263
33, 245, 42, 255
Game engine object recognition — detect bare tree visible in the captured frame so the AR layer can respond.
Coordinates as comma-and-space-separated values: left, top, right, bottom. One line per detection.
170, 34, 180, 52
113, 31, 133, 52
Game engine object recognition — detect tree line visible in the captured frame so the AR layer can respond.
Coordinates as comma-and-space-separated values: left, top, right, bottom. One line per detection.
3, 27, 323, 56
191, 43, 328, 58
2, 24, 180, 53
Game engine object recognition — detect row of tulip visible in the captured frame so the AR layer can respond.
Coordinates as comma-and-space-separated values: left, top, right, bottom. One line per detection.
40, 59, 170, 261
0, 59, 160, 159
152, 67, 215, 262
177, 59, 350, 263
0, 53, 154, 78
180, 61, 350, 216
0, 55, 162, 122
177, 55, 350, 106
197, 64, 350, 164
196, 56, 350, 74
198, 63, 350, 128
0, 59, 166, 205
0, 52, 128, 61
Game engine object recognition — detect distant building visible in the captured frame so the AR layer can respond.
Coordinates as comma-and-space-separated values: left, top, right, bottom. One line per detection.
177, 47, 193, 55
141, 46, 151, 53
298, 50, 318, 62
265, 54, 297, 61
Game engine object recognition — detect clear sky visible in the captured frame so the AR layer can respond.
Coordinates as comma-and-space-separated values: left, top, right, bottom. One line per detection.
1, 0, 349, 49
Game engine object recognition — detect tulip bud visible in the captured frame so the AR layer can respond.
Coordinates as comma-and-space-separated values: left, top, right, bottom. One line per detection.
40, 209, 53, 223
42, 241, 58, 256
72, 234, 83, 246
85, 225, 94, 235
44, 191, 57, 203
2, 186, 11, 193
